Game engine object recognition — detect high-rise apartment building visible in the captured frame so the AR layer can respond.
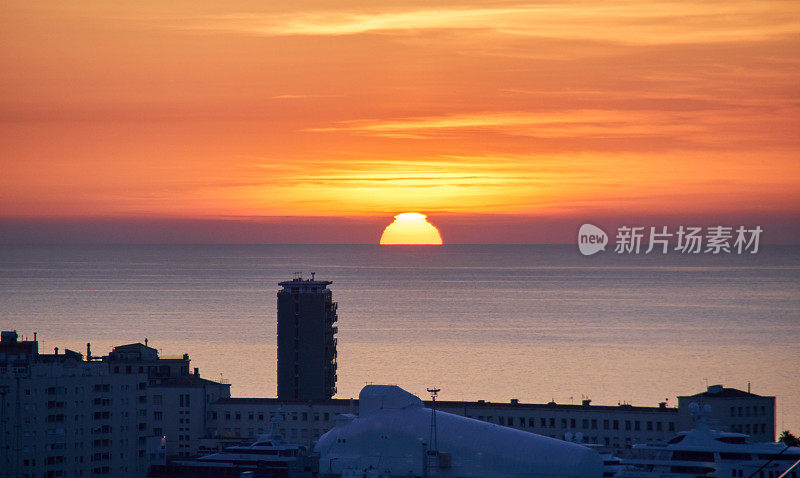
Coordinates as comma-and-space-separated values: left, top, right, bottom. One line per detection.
277, 275, 338, 400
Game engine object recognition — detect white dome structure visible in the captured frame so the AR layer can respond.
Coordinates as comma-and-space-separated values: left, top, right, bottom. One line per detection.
315, 385, 602, 477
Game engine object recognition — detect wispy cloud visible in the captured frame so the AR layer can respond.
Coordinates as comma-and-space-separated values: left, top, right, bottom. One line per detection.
171, 2, 800, 44
307, 110, 707, 139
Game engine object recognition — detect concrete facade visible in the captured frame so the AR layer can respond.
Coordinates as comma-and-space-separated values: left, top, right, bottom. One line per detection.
203, 388, 779, 456
203, 397, 679, 454
677, 384, 775, 443
0, 331, 229, 478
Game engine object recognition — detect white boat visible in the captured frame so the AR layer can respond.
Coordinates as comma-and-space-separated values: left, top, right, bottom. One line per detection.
617, 404, 800, 478
150, 416, 306, 477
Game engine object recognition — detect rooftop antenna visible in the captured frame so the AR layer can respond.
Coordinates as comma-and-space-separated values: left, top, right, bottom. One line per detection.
144, 338, 148, 347
311, 271, 316, 281
427, 387, 440, 454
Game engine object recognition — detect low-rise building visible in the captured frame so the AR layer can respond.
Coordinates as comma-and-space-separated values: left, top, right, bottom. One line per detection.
204, 396, 679, 454
678, 384, 775, 443
204, 388, 777, 456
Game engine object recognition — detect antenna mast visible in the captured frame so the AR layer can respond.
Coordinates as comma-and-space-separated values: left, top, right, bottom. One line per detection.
427, 387, 440, 453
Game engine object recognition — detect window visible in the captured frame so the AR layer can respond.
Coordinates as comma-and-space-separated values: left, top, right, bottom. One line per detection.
302, 412, 308, 421
153, 395, 162, 405
499, 416, 505, 425
528, 418, 535, 427
625, 420, 631, 431
635, 421, 640, 431
248, 412, 254, 421
669, 422, 675, 431
656, 422, 662, 431
582, 419, 589, 429
153, 412, 162, 420
549, 418, 555, 427
591, 419, 597, 430
235, 412, 241, 420
561, 418, 567, 429
541, 418, 547, 427
647, 421, 653, 431
570, 418, 576, 428
613, 420, 619, 430
603, 420, 609, 430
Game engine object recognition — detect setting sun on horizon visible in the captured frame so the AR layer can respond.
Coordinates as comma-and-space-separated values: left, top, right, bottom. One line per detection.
379, 213, 443, 245
0, 1, 798, 244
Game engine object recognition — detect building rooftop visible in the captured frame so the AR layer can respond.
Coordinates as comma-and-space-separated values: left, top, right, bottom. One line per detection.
214, 397, 677, 413
680, 384, 767, 399
279, 273, 332, 289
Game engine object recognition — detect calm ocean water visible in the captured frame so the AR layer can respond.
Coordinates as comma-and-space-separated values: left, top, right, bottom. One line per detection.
1, 244, 798, 433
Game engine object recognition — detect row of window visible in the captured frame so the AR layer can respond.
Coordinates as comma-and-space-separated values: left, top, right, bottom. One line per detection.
24, 383, 145, 396
210, 410, 333, 422
730, 405, 768, 417
214, 426, 327, 439
731, 423, 767, 434
469, 415, 676, 433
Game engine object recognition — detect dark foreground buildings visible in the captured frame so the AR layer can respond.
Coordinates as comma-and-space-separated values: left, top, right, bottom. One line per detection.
0, 331, 229, 478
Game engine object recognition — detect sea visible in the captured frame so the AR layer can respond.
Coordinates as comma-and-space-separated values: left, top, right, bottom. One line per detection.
1, 244, 798, 433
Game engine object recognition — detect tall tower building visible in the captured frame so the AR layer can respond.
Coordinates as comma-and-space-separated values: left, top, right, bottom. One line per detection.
277, 274, 338, 400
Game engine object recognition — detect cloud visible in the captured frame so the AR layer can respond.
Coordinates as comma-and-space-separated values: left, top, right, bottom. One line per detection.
307, 110, 708, 140
171, 2, 800, 45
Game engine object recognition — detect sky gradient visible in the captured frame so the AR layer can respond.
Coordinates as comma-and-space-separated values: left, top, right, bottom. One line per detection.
1, 1, 799, 243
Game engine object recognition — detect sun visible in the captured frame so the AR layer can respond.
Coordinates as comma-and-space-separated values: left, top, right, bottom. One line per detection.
379, 213, 443, 245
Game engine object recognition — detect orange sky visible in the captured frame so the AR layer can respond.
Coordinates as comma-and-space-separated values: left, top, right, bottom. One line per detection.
1, 1, 799, 241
